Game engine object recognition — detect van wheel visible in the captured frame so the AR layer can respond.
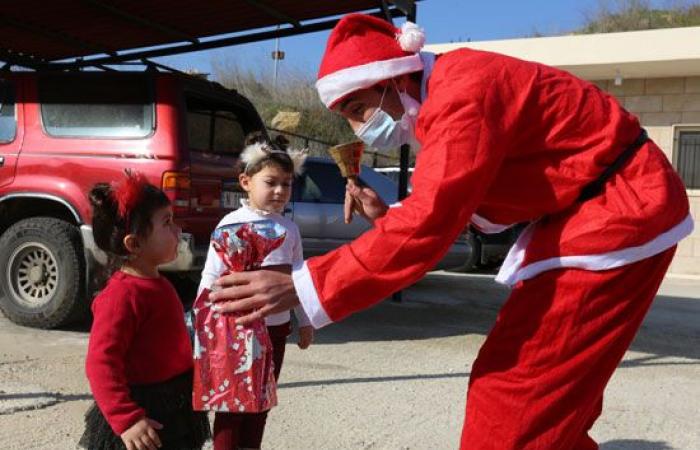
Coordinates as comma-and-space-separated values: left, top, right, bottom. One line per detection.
0, 217, 87, 328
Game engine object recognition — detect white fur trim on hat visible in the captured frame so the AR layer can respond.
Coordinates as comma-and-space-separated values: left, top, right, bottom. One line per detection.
397, 22, 425, 52
316, 54, 424, 108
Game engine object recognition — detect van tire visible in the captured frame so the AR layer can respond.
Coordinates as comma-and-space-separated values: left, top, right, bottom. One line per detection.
0, 217, 87, 329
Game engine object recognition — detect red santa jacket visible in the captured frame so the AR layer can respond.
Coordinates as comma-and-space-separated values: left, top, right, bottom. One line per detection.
293, 48, 692, 328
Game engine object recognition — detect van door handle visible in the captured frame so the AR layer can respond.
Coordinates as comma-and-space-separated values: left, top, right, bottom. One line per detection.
0, 156, 4, 167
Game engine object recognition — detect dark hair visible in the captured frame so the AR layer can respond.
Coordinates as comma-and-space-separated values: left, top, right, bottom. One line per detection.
89, 181, 170, 257
241, 132, 295, 176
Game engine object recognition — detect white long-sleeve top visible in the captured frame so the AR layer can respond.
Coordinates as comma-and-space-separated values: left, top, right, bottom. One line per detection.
198, 203, 311, 327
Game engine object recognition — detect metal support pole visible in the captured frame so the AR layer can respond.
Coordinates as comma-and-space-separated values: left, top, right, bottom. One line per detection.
397, 144, 410, 200
391, 143, 411, 303
273, 27, 280, 91
391, 3, 417, 304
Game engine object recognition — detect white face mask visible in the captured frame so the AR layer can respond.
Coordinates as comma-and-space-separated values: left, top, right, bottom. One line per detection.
354, 84, 421, 153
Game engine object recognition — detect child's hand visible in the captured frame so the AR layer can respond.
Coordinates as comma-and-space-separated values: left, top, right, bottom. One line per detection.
298, 325, 314, 349
120, 417, 163, 450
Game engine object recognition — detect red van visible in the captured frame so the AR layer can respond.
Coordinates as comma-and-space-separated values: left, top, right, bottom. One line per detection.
0, 70, 264, 328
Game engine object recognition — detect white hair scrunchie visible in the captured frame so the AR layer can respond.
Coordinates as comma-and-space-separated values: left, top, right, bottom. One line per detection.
240, 142, 307, 175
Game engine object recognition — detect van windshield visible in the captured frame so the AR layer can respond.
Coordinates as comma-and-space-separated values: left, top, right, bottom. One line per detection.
39, 74, 154, 138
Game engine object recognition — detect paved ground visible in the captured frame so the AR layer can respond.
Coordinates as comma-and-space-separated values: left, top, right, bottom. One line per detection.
0, 272, 698, 449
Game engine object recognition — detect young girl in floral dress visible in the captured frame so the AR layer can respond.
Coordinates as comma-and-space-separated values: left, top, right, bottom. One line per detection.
193, 137, 313, 450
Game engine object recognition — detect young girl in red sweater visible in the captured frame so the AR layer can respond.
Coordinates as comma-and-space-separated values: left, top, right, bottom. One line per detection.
80, 172, 210, 450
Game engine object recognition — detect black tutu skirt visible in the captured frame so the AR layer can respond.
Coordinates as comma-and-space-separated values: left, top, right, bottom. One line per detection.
79, 370, 210, 450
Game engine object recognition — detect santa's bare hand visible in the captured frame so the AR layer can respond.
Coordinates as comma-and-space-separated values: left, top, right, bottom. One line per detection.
209, 270, 300, 325
344, 180, 389, 224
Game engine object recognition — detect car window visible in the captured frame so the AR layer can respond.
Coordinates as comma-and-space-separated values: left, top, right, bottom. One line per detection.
39, 74, 153, 138
186, 96, 247, 155
0, 80, 16, 143
294, 162, 346, 203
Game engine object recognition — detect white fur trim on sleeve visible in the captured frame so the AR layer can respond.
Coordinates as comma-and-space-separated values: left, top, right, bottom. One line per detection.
293, 305, 312, 328
470, 213, 516, 234
292, 261, 332, 329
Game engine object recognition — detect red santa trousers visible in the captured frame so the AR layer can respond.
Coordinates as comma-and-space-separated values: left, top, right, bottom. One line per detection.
460, 246, 676, 450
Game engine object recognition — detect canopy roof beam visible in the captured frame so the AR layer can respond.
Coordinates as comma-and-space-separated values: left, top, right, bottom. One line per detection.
84, 0, 199, 44
0, 14, 116, 57
241, 0, 301, 28
43, 7, 406, 68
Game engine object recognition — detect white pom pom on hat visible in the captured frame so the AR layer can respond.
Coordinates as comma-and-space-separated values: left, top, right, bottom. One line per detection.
397, 22, 426, 53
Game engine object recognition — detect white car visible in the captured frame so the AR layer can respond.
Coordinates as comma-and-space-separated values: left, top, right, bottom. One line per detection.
290, 158, 469, 270
374, 165, 522, 270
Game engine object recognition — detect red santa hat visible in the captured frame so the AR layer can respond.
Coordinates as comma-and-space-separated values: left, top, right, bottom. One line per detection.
316, 14, 426, 109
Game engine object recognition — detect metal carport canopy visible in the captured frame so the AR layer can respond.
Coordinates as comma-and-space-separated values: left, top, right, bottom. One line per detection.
0, 0, 417, 69
0, 0, 419, 301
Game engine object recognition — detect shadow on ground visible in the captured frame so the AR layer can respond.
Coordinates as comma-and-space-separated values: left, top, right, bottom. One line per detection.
313, 272, 506, 345
279, 371, 469, 390
600, 439, 674, 449
33, 269, 700, 366
310, 272, 700, 365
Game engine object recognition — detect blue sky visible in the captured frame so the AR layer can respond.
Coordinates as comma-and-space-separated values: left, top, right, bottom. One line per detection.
155, 0, 669, 81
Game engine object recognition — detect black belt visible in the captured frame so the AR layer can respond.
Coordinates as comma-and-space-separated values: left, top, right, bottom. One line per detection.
577, 129, 649, 203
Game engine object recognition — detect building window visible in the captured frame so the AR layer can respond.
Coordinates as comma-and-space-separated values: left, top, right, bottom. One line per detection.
675, 128, 700, 190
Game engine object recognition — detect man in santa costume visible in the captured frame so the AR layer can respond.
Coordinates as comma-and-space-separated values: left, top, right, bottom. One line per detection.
211, 13, 693, 449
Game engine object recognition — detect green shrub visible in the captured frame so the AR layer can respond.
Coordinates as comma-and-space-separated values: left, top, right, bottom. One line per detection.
578, 0, 700, 34
211, 59, 403, 167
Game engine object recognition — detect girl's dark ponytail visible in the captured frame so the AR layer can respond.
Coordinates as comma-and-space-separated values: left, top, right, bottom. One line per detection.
88, 172, 170, 258
88, 183, 112, 210
89, 183, 129, 257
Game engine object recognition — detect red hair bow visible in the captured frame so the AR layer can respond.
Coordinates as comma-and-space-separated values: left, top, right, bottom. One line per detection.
111, 170, 149, 224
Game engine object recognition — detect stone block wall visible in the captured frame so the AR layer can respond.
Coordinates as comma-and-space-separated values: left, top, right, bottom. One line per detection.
593, 76, 700, 276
